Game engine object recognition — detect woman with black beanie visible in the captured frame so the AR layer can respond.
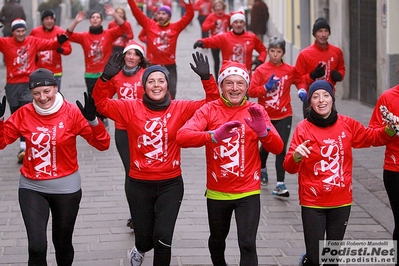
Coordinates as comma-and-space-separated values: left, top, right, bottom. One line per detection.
92, 51, 219, 266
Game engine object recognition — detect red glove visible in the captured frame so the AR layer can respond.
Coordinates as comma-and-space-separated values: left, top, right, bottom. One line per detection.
244, 106, 269, 137
211, 121, 241, 143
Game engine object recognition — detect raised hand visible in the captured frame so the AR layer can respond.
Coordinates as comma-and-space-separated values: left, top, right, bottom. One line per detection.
310, 63, 325, 80
101, 52, 125, 81
190, 51, 210, 80
264, 74, 280, 92
0, 95, 6, 118
244, 105, 268, 137
76, 92, 96, 121
211, 121, 241, 143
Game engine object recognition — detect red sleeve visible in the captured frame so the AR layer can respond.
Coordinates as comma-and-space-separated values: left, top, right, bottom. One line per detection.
295, 52, 313, 90
283, 123, 304, 174
138, 28, 147, 43
176, 105, 212, 148
201, 34, 225, 49
202, 14, 215, 32
128, 0, 152, 29
247, 65, 267, 98
173, 1, 194, 32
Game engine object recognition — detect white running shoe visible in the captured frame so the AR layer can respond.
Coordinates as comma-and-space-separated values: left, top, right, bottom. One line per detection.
130, 246, 144, 266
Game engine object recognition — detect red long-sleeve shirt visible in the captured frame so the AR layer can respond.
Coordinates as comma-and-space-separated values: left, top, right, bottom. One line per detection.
30, 25, 72, 75
0, 100, 110, 180
0, 36, 61, 83
177, 99, 284, 193
200, 31, 267, 71
193, 0, 212, 16
128, 0, 194, 65
283, 115, 392, 207
108, 20, 134, 48
202, 13, 230, 36
295, 41, 345, 90
248, 62, 306, 120
65, 21, 129, 74
92, 76, 219, 180
108, 68, 145, 130
369, 85, 399, 172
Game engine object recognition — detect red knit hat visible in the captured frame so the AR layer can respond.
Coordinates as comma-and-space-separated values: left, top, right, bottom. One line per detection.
218, 61, 250, 86
123, 40, 145, 57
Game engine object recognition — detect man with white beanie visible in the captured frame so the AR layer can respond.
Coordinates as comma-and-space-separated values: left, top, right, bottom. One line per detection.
177, 61, 283, 265
193, 11, 267, 73
0, 18, 68, 163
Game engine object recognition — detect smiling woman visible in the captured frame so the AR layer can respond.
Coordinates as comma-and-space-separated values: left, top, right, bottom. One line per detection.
0, 68, 110, 265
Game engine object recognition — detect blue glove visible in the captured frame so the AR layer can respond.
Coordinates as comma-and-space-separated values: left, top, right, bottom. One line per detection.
264, 74, 280, 92
297, 88, 307, 102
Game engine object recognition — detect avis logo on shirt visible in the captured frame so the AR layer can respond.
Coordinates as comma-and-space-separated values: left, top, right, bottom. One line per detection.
136, 114, 171, 164
314, 133, 345, 192
212, 124, 244, 179
27, 126, 57, 178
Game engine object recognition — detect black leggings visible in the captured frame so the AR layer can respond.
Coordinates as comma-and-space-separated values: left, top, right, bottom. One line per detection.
383, 169, 399, 241
259, 116, 292, 182
301, 205, 351, 266
126, 176, 183, 265
19, 188, 82, 266
115, 129, 130, 194
207, 194, 260, 266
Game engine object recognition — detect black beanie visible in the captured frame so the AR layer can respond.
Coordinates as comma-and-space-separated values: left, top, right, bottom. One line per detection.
29, 68, 58, 89
307, 80, 335, 103
312, 17, 330, 36
41, 10, 56, 21
142, 65, 170, 90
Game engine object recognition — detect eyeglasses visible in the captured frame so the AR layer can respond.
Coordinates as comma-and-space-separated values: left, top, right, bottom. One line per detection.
223, 80, 247, 88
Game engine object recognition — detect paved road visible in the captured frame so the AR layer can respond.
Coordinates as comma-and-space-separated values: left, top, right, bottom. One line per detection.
0, 1, 395, 265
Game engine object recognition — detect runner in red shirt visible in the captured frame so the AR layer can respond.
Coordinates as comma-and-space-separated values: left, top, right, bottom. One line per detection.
65, 4, 130, 127
30, 10, 72, 92
177, 61, 283, 265
284, 80, 395, 266
92, 52, 219, 265
295, 17, 345, 118
248, 36, 306, 196
107, 6, 134, 53
107, 40, 150, 230
194, 11, 266, 73
201, 0, 230, 79
0, 68, 110, 265
0, 18, 67, 163
127, 0, 194, 99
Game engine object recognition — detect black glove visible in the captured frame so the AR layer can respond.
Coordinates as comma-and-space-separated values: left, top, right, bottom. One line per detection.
310, 62, 325, 80
57, 34, 68, 45
56, 47, 64, 53
0, 95, 6, 118
190, 51, 210, 80
101, 51, 125, 81
193, 40, 204, 49
252, 59, 263, 70
76, 92, 96, 121
331, 69, 343, 82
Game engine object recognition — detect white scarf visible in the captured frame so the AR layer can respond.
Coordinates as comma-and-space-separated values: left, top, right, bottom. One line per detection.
33, 92, 64, 116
